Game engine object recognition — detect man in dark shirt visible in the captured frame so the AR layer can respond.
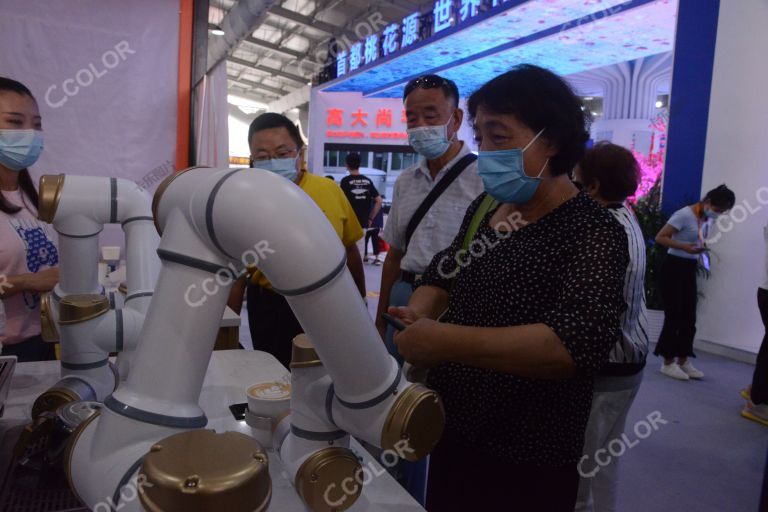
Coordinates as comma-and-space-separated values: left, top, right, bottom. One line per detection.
340, 153, 383, 260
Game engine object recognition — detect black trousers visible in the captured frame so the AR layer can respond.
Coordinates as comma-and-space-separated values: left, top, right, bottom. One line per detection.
655, 254, 699, 359
752, 288, 768, 404
426, 439, 579, 512
246, 284, 303, 369
2, 334, 56, 363
365, 228, 381, 257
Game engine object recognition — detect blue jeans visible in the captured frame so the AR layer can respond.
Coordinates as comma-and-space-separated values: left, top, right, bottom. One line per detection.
382, 278, 428, 505
383, 279, 414, 365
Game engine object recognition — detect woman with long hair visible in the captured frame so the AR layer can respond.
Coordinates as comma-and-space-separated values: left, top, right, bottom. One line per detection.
0, 77, 59, 362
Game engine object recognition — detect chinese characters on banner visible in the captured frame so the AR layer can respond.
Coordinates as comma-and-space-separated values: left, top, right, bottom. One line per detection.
336, 0, 503, 77
325, 107, 408, 139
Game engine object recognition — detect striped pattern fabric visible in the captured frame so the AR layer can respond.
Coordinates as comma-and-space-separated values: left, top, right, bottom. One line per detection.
607, 204, 650, 365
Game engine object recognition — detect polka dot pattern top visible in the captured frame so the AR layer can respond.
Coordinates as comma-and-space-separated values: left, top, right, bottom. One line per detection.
421, 191, 628, 466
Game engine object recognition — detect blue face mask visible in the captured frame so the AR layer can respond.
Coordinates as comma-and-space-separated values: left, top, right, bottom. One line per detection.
251, 156, 299, 182
477, 128, 547, 204
0, 129, 44, 171
704, 209, 720, 220
407, 114, 455, 160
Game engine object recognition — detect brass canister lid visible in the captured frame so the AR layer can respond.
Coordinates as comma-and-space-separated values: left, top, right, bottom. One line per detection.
58, 294, 110, 325
290, 334, 322, 369
31, 387, 79, 419
138, 429, 271, 512
38, 174, 65, 223
381, 383, 445, 462
295, 447, 362, 512
40, 293, 59, 341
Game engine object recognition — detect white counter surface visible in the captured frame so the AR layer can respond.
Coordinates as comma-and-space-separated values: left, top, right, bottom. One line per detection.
1, 350, 425, 512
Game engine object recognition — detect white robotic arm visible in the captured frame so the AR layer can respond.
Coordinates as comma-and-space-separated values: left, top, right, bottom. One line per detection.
62, 167, 443, 512
33, 175, 160, 416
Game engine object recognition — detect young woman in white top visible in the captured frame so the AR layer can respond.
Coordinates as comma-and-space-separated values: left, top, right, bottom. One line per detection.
654, 185, 735, 380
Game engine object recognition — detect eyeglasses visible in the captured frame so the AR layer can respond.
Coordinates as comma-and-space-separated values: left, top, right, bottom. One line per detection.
251, 149, 299, 162
403, 75, 456, 99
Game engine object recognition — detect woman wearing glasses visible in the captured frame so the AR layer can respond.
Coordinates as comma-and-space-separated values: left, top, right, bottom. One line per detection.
389, 65, 628, 511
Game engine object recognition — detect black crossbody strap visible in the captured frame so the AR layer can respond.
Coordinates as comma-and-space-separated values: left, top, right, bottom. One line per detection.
404, 153, 477, 251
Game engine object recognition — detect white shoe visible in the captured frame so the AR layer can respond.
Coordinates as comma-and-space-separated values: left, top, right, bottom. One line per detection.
680, 361, 704, 379
661, 362, 690, 380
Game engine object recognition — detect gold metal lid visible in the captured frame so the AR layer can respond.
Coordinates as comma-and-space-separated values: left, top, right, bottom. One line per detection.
295, 447, 362, 512
58, 294, 110, 325
38, 174, 65, 223
40, 293, 59, 342
31, 387, 79, 419
290, 334, 322, 368
118, 282, 128, 295
138, 429, 271, 512
381, 383, 445, 462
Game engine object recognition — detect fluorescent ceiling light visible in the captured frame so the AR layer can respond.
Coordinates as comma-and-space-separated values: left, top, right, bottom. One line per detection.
211, 25, 225, 36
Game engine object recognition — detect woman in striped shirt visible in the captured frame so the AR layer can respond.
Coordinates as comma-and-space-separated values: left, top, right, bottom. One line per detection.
573, 141, 649, 512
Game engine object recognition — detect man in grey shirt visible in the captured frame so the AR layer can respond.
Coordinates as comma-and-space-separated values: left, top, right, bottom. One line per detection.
375, 75, 483, 354
373, 74, 483, 507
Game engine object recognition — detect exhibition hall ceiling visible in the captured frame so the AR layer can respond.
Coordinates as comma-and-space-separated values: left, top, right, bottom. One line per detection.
214, 0, 678, 106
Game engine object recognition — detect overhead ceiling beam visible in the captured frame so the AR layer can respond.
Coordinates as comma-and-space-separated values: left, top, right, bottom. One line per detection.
228, 56, 307, 84
230, 76, 290, 96
206, 0, 281, 75
244, 36, 305, 59
268, 5, 356, 39
267, 85, 311, 114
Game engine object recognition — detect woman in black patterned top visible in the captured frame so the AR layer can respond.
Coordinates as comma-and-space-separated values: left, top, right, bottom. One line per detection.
389, 65, 628, 511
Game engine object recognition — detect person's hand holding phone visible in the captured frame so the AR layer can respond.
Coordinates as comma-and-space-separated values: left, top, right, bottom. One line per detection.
683, 243, 706, 255
386, 306, 419, 327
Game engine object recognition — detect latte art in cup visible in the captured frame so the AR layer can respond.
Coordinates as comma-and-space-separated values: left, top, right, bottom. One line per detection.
247, 382, 291, 401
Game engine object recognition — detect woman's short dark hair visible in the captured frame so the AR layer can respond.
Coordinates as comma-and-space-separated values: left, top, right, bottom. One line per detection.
578, 141, 639, 202
248, 113, 304, 149
703, 184, 736, 210
467, 64, 590, 176
345, 152, 361, 170
0, 76, 40, 215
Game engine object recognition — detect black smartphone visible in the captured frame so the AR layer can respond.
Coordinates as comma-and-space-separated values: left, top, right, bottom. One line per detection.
381, 313, 407, 332
229, 402, 248, 421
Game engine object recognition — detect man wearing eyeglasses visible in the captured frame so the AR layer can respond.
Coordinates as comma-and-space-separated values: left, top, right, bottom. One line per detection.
375, 75, 483, 355
228, 113, 366, 368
